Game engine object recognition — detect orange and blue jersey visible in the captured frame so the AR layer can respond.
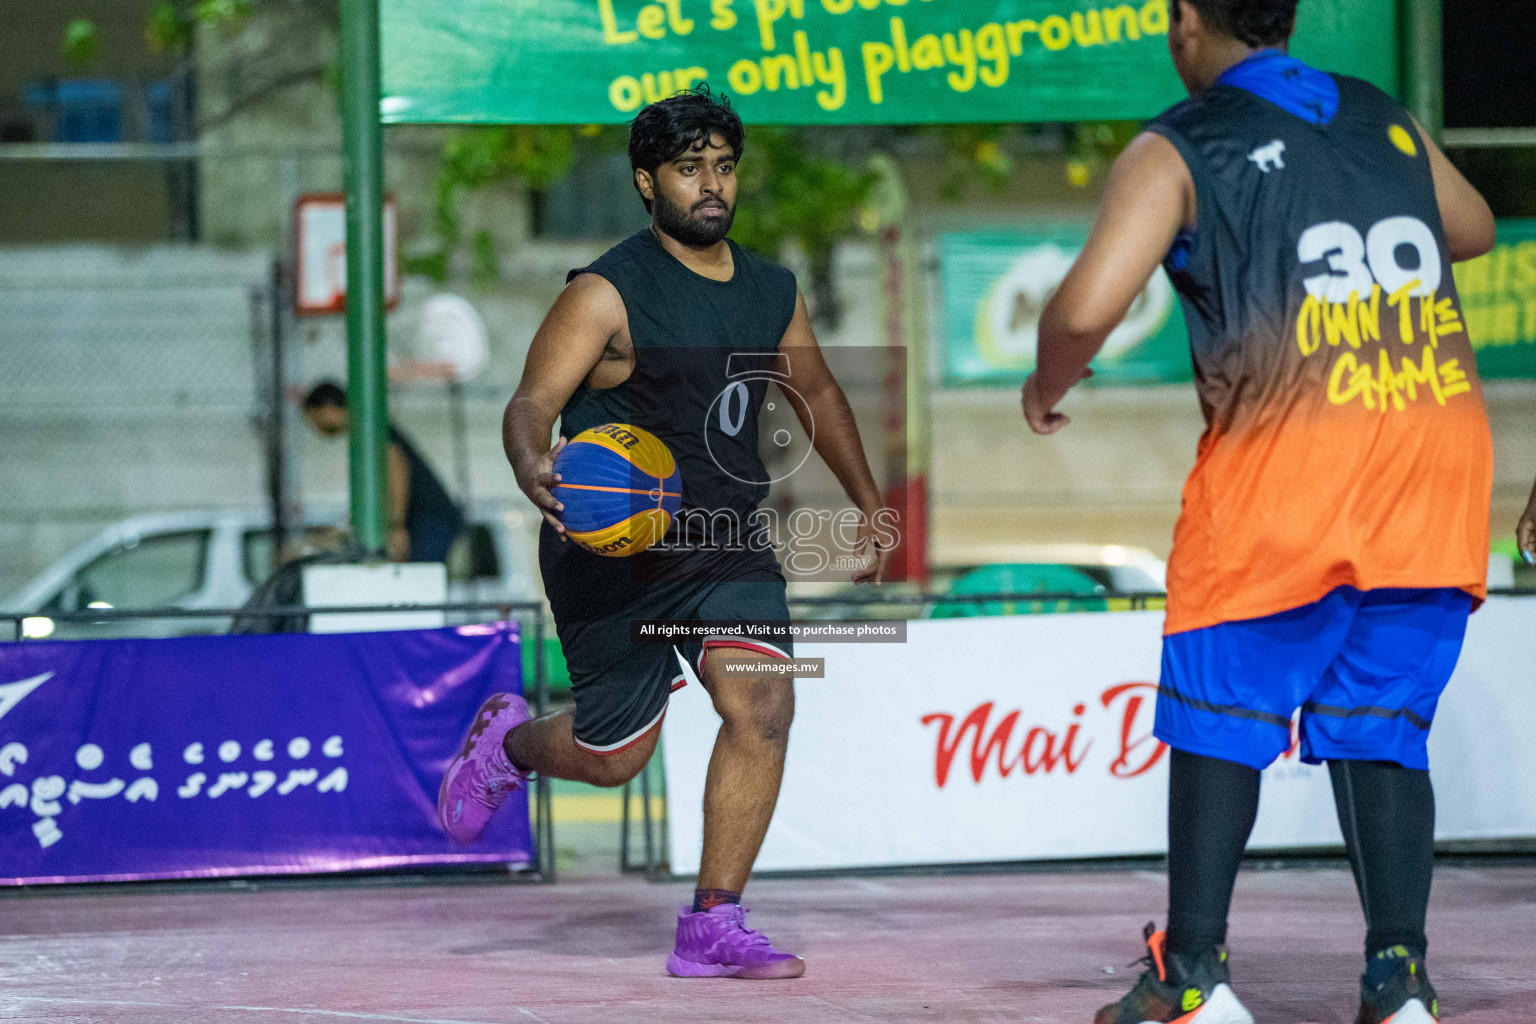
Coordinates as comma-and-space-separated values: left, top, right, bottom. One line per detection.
1147, 55, 1493, 637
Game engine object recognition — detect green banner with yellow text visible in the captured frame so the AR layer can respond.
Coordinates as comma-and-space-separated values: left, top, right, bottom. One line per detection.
1455, 219, 1536, 379
381, 0, 1398, 125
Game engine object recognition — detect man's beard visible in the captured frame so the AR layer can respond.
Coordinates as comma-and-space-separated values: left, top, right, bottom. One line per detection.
653, 190, 734, 246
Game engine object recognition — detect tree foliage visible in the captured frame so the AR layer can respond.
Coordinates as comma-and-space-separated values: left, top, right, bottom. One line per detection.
416, 124, 597, 284
66, 1, 338, 133
729, 127, 879, 326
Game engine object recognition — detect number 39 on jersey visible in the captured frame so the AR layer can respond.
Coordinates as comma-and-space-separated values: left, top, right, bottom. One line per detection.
1298, 216, 1441, 304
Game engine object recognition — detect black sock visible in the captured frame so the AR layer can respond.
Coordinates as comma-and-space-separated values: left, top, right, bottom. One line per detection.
1165, 748, 1262, 956
1328, 759, 1434, 958
692, 888, 740, 913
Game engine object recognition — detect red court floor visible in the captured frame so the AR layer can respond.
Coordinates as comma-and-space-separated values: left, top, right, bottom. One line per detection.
1, 865, 1531, 1023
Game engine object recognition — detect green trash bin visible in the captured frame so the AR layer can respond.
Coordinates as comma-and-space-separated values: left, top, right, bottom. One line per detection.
521, 635, 572, 698
927, 564, 1108, 618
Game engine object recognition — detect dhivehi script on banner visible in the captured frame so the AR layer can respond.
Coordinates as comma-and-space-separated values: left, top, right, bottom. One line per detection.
662, 598, 1536, 873
0, 624, 532, 885
941, 228, 1191, 384
381, 0, 1398, 125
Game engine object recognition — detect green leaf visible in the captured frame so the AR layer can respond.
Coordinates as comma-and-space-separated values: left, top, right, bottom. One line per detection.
63, 19, 100, 65
194, 0, 251, 26
402, 250, 449, 284
145, 2, 192, 53
471, 231, 500, 286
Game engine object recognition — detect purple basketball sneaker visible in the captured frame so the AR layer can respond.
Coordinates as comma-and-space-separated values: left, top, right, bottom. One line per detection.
437, 692, 530, 842
666, 904, 806, 979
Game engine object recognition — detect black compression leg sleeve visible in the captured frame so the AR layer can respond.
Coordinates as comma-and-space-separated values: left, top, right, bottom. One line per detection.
1165, 747, 1263, 955
1328, 759, 1434, 957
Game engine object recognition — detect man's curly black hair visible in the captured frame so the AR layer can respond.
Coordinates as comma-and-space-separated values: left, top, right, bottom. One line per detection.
628, 85, 744, 214
1174, 0, 1298, 48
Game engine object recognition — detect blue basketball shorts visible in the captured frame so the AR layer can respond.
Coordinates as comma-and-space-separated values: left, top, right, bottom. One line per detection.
1155, 587, 1472, 771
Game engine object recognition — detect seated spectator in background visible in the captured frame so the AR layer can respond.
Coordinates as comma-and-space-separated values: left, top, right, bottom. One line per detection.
302, 380, 464, 563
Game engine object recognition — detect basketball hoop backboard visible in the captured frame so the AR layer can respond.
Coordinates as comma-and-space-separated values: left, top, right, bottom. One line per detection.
293, 193, 401, 316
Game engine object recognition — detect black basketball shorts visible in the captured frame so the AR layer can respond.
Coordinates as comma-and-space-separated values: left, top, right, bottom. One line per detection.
539, 528, 794, 755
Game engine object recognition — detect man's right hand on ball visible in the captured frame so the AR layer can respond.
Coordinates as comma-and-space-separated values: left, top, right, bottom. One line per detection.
518, 437, 569, 535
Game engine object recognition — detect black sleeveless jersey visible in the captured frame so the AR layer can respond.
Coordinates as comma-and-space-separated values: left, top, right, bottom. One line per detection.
1145, 75, 1492, 634
387, 425, 463, 554
561, 229, 798, 545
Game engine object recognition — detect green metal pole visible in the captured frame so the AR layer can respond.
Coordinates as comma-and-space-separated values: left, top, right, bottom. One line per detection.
1400, 0, 1443, 140
340, 0, 388, 555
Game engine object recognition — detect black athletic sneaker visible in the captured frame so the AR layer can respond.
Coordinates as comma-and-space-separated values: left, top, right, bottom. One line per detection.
1356, 946, 1440, 1024
1095, 923, 1254, 1024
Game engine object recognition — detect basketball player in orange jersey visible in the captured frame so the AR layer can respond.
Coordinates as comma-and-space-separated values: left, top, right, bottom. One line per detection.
1022, 2, 1496, 1021
440, 87, 890, 980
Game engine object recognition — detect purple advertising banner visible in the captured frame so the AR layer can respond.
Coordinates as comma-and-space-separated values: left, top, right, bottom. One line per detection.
0, 623, 533, 885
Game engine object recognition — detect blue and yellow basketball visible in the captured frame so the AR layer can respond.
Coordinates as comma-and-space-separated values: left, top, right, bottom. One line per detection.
552, 424, 682, 557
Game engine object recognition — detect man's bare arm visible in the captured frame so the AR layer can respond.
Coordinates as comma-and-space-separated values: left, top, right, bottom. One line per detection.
780, 292, 889, 583
1413, 119, 1496, 263
1024, 132, 1190, 434
503, 274, 626, 530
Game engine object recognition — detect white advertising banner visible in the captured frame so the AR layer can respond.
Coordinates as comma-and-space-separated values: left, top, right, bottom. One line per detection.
661, 597, 1536, 875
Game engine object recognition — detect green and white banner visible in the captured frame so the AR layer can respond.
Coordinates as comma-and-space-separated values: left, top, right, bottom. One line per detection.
942, 220, 1536, 386
940, 227, 1191, 385
1454, 219, 1536, 379
381, 0, 1397, 125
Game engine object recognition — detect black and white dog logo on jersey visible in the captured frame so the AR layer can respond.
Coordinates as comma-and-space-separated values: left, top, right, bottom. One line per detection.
1248, 139, 1287, 173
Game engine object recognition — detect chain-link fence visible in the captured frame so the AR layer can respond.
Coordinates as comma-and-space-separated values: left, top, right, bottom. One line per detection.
0, 249, 269, 412
0, 249, 279, 603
